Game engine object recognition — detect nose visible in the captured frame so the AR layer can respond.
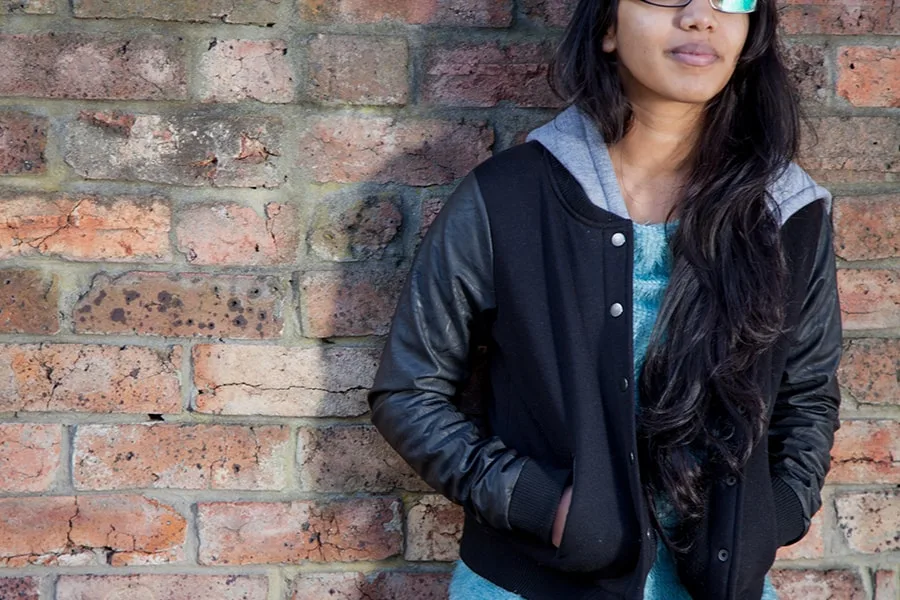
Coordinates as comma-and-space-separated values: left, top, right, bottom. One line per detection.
677, 0, 719, 31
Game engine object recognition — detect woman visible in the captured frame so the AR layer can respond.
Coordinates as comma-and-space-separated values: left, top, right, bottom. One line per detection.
367, 0, 842, 597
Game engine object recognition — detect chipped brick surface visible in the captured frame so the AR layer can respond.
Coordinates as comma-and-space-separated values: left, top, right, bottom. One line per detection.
0, 34, 186, 100
291, 571, 451, 600
4, 0, 54, 13
198, 39, 295, 103
0, 269, 59, 334
73, 424, 289, 490
73, 271, 285, 338
0, 577, 39, 600
57, 575, 268, 600
299, 0, 512, 26
298, 116, 493, 185
829, 420, 900, 484
405, 495, 463, 561
774, 509, 825, 561
0, 344, 182, 414
197, 498, 402, 564
521, 0, 575, 26
307, 35, 409, 105
837, 47, 900, 108
837, 269, 900, 330
73, 0, 281, 24
65, 112, 283, 188
308, 193, 402, 261
0, 111, 46, 176
193, 344, 379, 417
297, 425, 429, 492
778, 0, 900, 35
783, 43, 828, 105
299, 268, 406, 337
770, 569, 865, 600
835, 490, 900, 553
798, 117, 899, 184
834, 195, 900, 261
0, 424, 61, 493
838, 339, 900, 406
175, 202, 298, 265
0, 194, 171, 262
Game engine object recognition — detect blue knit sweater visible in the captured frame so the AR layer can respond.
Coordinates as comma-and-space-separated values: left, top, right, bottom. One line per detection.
449, 222, 779, 599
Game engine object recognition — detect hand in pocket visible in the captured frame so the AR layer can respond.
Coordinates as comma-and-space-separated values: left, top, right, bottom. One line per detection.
551, 485, 573, 548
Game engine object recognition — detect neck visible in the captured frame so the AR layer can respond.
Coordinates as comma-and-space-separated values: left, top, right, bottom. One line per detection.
610, 98, 702, 178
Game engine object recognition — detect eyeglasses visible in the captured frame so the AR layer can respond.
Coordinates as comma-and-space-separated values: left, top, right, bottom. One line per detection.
640, 0, 758, 14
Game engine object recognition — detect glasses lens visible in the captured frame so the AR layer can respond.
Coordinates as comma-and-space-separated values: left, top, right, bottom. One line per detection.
711, 0, 757, 12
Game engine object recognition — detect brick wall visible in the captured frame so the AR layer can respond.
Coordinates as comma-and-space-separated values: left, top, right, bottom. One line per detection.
0, 0, 896, 599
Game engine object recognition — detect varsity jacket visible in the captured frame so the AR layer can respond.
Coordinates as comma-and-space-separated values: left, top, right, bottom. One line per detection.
367, 108, 843, 600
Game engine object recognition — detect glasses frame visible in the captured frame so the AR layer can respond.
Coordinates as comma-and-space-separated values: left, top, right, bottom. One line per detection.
639, 0, 758, 14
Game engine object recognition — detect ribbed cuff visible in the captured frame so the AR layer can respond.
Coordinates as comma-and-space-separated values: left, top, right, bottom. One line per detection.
508, 459, 571, 544
772, 476, 807, 547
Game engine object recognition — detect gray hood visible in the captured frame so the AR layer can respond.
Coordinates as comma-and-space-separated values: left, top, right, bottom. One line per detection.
526, 105, 832, 225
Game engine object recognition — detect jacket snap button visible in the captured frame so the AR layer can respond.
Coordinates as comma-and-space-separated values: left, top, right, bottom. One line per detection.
610, 303, 624, 317
725, 474, 737, 486
611, 232, 626, 247
629, 452, 635, 463
718, 548, 730, 562
620, 377, 629, 391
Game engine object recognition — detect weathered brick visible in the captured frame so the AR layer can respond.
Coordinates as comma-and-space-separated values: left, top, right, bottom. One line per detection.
0, 344, 182, 414
300, 268, 405, 337
838, 338, 900, 406
405, 494, 463, 561
420, 196, 445, 240
770, 569, 865, 600
193, 344, 379, 417
198, 39, 295, 103
0, 111, 46, 176
798, 117, 899, 184
291, 572, 451, 600
0, 424, 61, 492
837, 269, 900, 330
522, 0, 575, 26
308, 192, 402, 261
0, 34, 186, 100
197, 498, 402, 564
307, 35, 408, 106
837, 46, 900, 108
423, 42, 560, 108
876, 570, 898, 600
833, 195, 899, 261
175, 203, 298, 265
73, 0, 281, 24
298, 116, 493, 186
57, 575, 268, 600
778, 0, 900, 35
0, 577, 39, 600
297, 425, 428, 492
774, 509, 824, 561
65, 112, 282, 188
73, 271, 285, 339
0, 194, 171, 262
829, 420, 900, 484
0, 495, 185, 567
4, 0, 54, 13
835, 490, 900, 553
0, 269, 58, 334
73, 424, 289, 490
299, 0, 512, 26
783, 43, 828, 105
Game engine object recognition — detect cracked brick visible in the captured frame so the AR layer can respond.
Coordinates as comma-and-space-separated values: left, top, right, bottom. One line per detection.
73, 0, 282, 24
308, 192, 402, 262
770, 569, 865, 599
837, 269, 900, 330
199, 39, 294, 103
0, 424, 61, 492
829, 420, 900, 484
291, 571, 451, 600
834, 195, 900, 261
307, 35, 408, 106
798, 117, 900, 184
405, 495, 463, 561
838, 339, 900, 406
299, 0, 512, 26
0, 111, 47, 175
0, 269, 59, 334
58, 574, 268, 599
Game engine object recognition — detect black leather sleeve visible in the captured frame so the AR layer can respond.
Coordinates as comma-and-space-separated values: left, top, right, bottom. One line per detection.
368, 172, 567, 542
769, 200, 843, 547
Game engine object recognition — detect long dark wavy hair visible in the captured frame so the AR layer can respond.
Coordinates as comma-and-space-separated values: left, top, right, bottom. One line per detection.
549, 0, 801, 550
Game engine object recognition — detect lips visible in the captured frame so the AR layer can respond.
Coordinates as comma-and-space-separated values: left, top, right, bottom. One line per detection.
667, 42, 720, 67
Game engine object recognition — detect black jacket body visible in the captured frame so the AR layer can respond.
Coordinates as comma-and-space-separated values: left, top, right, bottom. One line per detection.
368, 141, 843, 599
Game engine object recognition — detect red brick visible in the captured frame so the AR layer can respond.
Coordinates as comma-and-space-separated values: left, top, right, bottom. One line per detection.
0, 495, 184, 567
73, 424, 289, 490
175, 202, 299, 265
423, 42, 560, 108
0, 194, 171, 262
299, 0, 512, 26
57, 575, 268, 600
876, 570, 898, 600
774, 509, 824, 561
777, 0, 900, 35
798, 117, 899, 184
307, 35, 408, 106
0, 111, 46, 175
308, 192, 402, 261
298, 116, 493, 185
837, 46, 900, 108
420, 196, 445, 240
198, 39, 295, 103
300, 268, 405, 337
0, 344, 181, 414
0, 269, 58, 334
4, 0, 54, 13
838, 338, 900, 406
65, 112, 283, 188
522, 0, 575, 26
73, 271, 285, 339
297, 425, 428, 492
770, 569, 865, 600
73, 0, 281, 24
197, 498, 402, 564
0, 577, 39, 599
783, 43, 828, 105
833, 195, 900, 261
829, 420, 900, 484
835, 490, 900, 553
193, 344, 379, 417
405, 494, 463, 561
837, 269, 900, 330
0, 424, 61, 492
0, 34, 186, 100
291, 572, 451, 600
